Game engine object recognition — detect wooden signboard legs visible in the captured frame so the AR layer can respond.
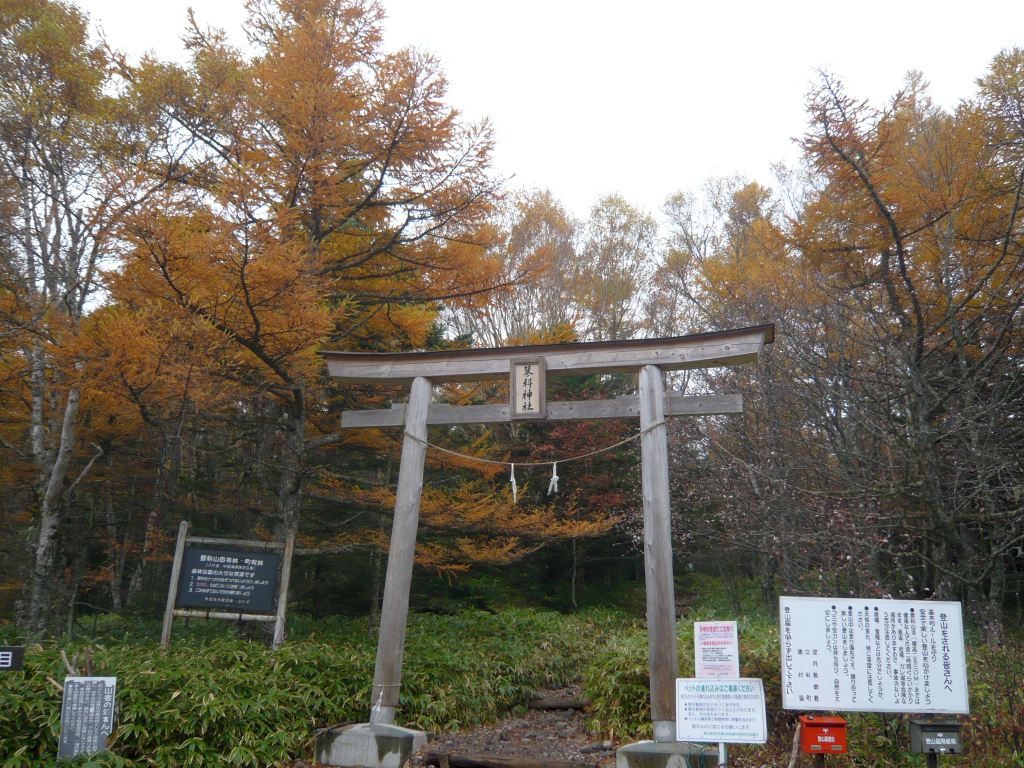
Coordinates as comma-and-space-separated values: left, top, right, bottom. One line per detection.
369, 376, 432, 725
272, 530, 296, 649
161, 521, 190, 649
638, 365, 679, 743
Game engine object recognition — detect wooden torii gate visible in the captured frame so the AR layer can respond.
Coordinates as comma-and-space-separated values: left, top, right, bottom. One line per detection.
323, 324, 773, 743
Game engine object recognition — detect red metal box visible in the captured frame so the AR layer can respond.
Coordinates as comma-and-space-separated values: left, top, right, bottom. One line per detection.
798, 715, 848, 754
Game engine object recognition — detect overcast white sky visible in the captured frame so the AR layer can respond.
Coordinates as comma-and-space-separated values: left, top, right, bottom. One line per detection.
79, 0, 1024, 220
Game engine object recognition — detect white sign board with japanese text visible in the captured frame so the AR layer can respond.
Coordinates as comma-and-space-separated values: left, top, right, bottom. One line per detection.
780, 596, 968, 713
694, 620, 740, 678
676, 678, 767, 744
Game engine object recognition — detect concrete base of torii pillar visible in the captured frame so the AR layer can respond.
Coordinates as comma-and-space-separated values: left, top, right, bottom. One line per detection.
616, 741, 718, 768
313, 723, 430, 768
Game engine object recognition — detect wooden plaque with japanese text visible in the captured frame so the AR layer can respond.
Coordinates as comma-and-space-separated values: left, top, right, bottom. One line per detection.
510, 357, 546, 419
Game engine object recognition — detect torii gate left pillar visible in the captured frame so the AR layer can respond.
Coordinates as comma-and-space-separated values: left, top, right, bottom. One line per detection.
315, 326, 773, 767
371, 375, 431, 725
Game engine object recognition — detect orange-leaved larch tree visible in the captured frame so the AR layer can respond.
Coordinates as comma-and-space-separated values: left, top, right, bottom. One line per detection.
107, 0, 512, 548
791, 68, 1024, 642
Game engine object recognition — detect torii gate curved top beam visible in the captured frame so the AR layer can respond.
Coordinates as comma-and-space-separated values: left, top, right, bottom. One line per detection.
321, 324, 774, 384
317, 324, 773, 756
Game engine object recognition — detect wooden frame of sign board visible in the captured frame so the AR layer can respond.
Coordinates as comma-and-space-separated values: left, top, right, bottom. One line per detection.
160, 521, 295, 650
324, 324, 775, 742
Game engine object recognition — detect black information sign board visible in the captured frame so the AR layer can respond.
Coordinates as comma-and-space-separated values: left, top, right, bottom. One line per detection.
57, 677, 116, 759
177, 547, 280, 612
0, 646, 25, 671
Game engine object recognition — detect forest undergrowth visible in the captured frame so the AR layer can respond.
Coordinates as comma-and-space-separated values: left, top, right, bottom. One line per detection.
1, 580, 1021, 767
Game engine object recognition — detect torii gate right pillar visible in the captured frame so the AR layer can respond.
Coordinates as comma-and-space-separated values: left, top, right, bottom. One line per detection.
639, 365, 679, 742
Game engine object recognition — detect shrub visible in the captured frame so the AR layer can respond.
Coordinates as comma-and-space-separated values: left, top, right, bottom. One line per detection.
4, 607, 1023, 767
0, 609, 618, 767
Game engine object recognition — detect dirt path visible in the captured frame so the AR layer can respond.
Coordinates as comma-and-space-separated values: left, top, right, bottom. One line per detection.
295, 683, 617, 768
411, 683, 616, 768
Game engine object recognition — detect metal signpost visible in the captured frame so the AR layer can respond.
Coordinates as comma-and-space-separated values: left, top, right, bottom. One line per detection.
319, 326, 773, 768
57, 676, 117, 760
161, 522, 295, 650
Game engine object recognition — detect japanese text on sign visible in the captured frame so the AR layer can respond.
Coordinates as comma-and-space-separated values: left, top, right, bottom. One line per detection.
0, 646, 25, 671
780, 596, 969, 713
676, 678, 768, 744
177, 547, 280, 612
695, 620, 740, 678
511, 358, 545, 419
57, 677, 116, 759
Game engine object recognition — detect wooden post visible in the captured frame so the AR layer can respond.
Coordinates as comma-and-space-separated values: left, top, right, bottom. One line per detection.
638, 365, 679, 742
369, 376, 432, 724
272, 527, 296, 650
161, 521, 189, 649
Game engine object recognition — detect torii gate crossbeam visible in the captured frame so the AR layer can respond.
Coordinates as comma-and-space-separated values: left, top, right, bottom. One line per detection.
321, 325, 773, 747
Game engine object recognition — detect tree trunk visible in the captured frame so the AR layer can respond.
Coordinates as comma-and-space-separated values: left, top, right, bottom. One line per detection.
127, 433, 181, 605
761, 553, 778, 617
368, 542, 383, 636
984, 556, 1005, 648
569, 539, 581, 612
274, 393, 307, 540
23, 384, 83, 634
105, 489, 124, 610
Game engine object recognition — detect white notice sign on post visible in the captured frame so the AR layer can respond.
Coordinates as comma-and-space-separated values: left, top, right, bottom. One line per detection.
676, 678, 768, 744
694, 620, 740, 678
780, 596, 969, 714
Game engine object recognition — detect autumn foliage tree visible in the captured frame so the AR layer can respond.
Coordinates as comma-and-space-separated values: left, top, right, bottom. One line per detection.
445, 187, 579, 347
105, 0, 505, 549
659, 58, 1024, 643
8, 0, 1024, 640
0, 0, 135, 631
0, 0, 522, 631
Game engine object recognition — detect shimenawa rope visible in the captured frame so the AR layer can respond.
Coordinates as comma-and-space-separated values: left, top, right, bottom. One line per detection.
402, 420, 668, 498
